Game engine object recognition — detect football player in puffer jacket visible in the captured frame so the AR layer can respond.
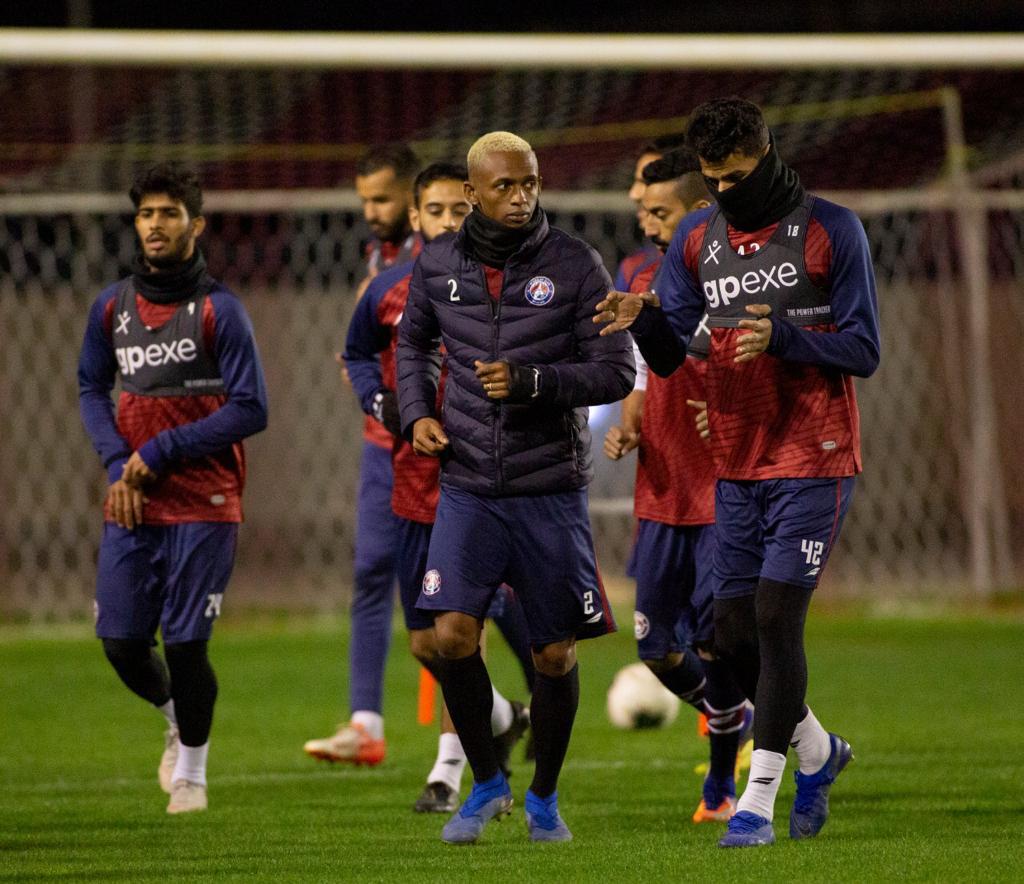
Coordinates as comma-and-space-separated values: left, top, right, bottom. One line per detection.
397, 131, 634, 844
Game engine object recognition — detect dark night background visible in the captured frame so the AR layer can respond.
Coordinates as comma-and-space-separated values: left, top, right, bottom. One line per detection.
2, 0, 1022, 32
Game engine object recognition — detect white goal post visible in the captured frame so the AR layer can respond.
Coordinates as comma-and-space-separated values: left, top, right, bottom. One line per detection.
3, 29, 1024, 69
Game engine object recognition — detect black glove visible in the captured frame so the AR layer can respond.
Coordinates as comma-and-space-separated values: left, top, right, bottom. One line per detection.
371, 389, 402, 437
506, 364, 542, 403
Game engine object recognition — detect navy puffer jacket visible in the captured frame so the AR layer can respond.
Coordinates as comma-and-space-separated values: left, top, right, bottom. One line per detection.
397, 212, 635, 497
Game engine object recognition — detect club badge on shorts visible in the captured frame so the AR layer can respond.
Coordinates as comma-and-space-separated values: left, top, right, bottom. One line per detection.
422, 569, 442, 596
633, 611, 650, 640
524, 276, 555, 306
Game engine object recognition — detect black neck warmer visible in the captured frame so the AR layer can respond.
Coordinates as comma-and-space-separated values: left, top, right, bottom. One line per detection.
131, 249, 208, 304
708, 141, 805, 233
462, 206, 546, 268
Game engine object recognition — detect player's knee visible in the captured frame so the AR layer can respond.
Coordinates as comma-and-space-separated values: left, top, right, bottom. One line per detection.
532, 640, 576, 677
433, 613, 480, 660
101, 637, 149, 670
408, 628, 440, 668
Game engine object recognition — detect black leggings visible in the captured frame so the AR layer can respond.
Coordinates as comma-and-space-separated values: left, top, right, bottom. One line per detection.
102, 638, 218, 747
713, 579, 812, 755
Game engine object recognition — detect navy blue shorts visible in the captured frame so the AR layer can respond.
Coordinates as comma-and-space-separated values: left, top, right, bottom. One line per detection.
395, 517, 438, 632
95, 522, 238, 644
713, 477, 855, 598
629, 519, 715, 658
417, 486, 615, 647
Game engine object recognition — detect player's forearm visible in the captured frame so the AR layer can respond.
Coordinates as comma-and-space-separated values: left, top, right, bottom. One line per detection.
343, 354, 386, 414
768, 319, 880, 377
620, 389, 646, 435
629, 305, 687, 377
79, 390, 132, 480
138, 395, 268, 472
533, 356, 636, 408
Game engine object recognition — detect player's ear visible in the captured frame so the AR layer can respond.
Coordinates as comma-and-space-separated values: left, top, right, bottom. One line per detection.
191, 215, 207, 238
409, 205, 421, 233
536, 175, 543, 195
464, 181, 479, 207
691, 198, 712, 211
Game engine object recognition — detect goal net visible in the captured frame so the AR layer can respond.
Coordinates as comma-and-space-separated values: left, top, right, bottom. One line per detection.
3, 33, 1024, 619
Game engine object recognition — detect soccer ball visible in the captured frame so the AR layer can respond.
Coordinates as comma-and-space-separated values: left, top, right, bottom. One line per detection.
606, 662, 681, 730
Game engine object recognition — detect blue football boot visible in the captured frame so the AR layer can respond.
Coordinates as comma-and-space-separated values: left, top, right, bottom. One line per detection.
440, 773, 513, 844
790, 733, 853, 840
718, 810, 776, 848
525, 789, 573, 842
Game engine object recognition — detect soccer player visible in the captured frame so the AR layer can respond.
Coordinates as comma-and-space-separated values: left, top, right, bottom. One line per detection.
77, 163, 268, 814
339, 161, 533, 812
397, 132, 635, 844
306, 144, 420, 766
603, 149, 752, 824
614, 133, 688, 292
595, 98, 880, 847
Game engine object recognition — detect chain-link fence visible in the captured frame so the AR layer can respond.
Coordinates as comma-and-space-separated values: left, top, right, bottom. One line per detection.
3, 59, 1024, 619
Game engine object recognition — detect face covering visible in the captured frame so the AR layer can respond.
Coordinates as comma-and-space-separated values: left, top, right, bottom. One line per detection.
462, 205, 546, 268
708, 140, 805, 233
131, 249, 208, 305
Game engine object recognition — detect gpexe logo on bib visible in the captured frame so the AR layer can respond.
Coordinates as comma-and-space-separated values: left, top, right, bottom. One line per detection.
524, 276, 555, 306
422, 569, 442, 596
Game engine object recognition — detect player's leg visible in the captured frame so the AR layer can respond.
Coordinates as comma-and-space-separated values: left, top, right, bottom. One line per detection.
709, 481, 779, 847
95, 524, 179, 792
482, 590, 533, 770
633, 520, 708, 713
508, 488, 613, 843
306, 442, 398, 761
349, 443, 399, 731
755, 477, 856, 841
160, 522, 237, 814
690, 524, 751, 822
488, 585, 536, 694
417, 488, 512, 843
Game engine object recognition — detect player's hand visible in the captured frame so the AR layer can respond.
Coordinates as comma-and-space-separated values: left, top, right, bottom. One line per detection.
687, 399, 710, 440
474, 360, 511, 400
593, 290, 661, 336
107, 479, 147, 530
735, 304, 772, 363
334, 352, 352, 388
122, 451, 156, 487
412, 418, 449, 456
604, 425, 640, 460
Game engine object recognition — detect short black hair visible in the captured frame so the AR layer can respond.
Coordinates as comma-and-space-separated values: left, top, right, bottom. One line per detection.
639, 131, 688, 158
356, 143, 420, 181
129, 163, 203, 217
686, 97, 770, 164
642, 148, 707, 208
641, 147, 701, 184
413, 162, 468, 207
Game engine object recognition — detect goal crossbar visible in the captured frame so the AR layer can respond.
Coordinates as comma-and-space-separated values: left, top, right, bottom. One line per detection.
3, 29, 1024, 69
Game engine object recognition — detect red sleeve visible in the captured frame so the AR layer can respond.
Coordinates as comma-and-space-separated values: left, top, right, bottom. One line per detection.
102, 297, 115, 337
203, 296, 217, 354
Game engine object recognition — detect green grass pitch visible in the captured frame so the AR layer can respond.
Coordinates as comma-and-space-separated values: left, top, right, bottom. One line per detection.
2, 609, 1021, 882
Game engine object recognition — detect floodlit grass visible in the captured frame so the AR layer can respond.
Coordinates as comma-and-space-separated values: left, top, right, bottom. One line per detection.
2, 610, 1022, 882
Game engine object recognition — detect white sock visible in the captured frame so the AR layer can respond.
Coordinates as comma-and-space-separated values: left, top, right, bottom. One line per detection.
158, 699, 177, 729
172, 741, 209, 786
736, 749, 787, 821
490, 687, 514, 736
427, 732, 466, 791
790, 707, 832, 774
351, 710, 384, 741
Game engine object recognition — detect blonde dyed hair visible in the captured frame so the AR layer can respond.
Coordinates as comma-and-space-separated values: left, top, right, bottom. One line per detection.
467, 131, 534, 173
